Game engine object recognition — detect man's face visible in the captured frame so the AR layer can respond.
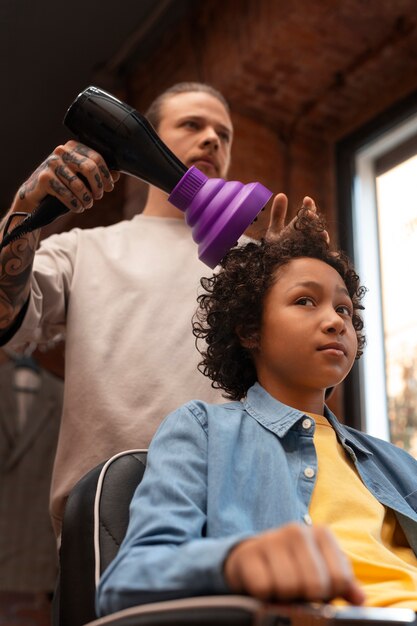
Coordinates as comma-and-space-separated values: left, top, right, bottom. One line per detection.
253, 257, 358, 402
157, 91, 233, 179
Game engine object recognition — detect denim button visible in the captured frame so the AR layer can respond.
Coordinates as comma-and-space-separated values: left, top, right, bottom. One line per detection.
304, 467, 315, 478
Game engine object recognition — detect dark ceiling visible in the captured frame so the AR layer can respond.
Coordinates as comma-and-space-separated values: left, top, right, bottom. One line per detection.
0, 0, 184, 213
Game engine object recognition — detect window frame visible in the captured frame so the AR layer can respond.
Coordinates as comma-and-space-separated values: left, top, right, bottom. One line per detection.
336, 88, 417, 436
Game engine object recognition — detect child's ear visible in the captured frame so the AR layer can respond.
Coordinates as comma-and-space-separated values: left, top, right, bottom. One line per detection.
236, 326, 259, 350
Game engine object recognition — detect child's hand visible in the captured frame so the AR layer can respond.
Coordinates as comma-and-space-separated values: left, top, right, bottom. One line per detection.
224, 523, 365, 605
265, 194, 330, 244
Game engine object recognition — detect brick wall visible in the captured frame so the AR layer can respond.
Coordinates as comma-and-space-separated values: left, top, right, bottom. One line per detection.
123, 0, 417, 417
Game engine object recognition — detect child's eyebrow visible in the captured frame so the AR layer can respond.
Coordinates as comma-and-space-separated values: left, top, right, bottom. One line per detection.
286, 280, 351, 298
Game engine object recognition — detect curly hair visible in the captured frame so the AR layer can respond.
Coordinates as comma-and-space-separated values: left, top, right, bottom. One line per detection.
193, 208, 366, 401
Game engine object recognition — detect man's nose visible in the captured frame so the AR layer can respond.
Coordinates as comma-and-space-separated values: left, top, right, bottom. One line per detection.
200, 127, 220, 150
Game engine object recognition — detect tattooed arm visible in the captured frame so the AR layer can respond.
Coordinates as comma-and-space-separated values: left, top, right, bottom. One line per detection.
0, 140, 119, 334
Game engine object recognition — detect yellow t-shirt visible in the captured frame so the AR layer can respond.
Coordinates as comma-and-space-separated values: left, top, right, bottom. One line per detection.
307, 413, 417, 608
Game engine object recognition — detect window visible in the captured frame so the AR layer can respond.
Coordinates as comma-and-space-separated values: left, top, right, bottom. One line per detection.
337, 91, 417, 455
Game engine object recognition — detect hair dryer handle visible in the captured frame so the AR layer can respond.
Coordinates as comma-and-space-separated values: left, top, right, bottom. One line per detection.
0, 172, 93, 249
0, 196, 69, 251
22, 171, 94, 232
27, 197, 70, 229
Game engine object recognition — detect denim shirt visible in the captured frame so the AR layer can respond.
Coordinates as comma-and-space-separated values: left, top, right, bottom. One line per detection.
97, 383, 417, 616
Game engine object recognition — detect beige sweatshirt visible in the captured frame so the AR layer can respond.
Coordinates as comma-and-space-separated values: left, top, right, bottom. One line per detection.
6, 214, 224, 535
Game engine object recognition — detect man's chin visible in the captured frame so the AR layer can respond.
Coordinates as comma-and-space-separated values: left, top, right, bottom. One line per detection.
190, 160, 219, 178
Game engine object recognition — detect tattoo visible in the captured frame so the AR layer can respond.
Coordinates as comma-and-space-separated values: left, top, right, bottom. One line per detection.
75, 143, 94, 158
94, 173, 103, 189
0, 231, 38, 330
55, 164, 78, 184
99, 164, 111, 179
50, 178, 68, 197
50, 179, 82, 209
62, 151, 86, 168
83, 193, 91, 203
18, 157, 58, 200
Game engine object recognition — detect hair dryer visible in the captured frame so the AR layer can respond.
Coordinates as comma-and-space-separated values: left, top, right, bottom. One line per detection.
1, 86, 272, 267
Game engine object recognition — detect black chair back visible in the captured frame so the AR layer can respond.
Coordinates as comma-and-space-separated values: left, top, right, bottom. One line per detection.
57, 450, 147, 626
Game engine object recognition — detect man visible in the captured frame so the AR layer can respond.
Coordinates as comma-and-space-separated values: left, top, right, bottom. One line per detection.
0, 82, 305, 536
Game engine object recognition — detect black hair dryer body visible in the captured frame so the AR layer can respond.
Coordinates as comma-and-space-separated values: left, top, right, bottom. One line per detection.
1, 87, 272, 267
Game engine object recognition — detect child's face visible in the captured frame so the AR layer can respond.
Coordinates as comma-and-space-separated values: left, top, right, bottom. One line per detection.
253, 257, 358, 404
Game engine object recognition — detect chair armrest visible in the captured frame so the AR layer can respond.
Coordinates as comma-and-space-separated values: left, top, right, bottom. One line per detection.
83, 595, 416, 626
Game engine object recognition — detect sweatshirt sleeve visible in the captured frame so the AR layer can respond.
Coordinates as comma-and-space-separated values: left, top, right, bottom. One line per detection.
96, 404, 250, 616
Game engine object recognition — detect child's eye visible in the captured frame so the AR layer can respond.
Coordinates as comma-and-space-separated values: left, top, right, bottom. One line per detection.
336, 304, 353, 316
296, 297, 315, 307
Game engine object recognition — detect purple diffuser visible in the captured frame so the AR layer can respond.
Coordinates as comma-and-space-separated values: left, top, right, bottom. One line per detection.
169, 167, 272, 267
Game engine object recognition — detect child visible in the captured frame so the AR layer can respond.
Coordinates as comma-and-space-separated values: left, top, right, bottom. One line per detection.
97, 208, 417, 615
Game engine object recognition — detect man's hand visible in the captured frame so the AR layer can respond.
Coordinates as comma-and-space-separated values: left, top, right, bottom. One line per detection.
224, 523, 365, 605
265, 194, 330, 244
12, 140, 120, 215
0, 141, 120, 334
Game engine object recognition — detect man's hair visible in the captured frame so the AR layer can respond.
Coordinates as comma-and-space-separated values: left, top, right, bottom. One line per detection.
145, 82, 230, 129
193, 209, 366, 401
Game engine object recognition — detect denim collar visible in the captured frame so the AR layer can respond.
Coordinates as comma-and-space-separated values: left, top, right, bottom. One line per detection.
244, 382, 372, 457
